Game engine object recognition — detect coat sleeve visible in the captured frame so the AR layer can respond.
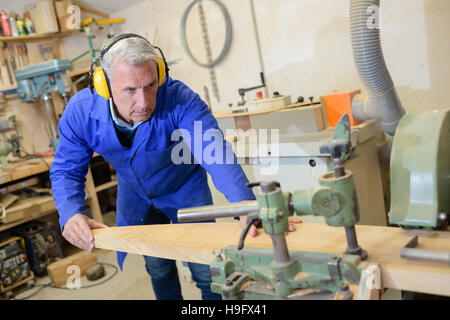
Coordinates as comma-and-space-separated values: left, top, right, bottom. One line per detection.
172, 84, 255, 203
50, 99, 94, 231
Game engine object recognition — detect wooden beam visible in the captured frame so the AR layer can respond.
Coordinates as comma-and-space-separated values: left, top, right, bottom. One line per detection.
93, 222, 450, 296
85, 168, 103, 224
78, 5, 110, 18
47, 251, 97, 287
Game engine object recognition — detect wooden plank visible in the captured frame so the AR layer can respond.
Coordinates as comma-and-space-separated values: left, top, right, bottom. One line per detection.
93, 222, 450, 296
0, 210, 58, 233
0, 157, 53, 184
0, 193, 19, 210
85, 168, 103, 224
0, 196, 55, 224
47, 251, 98, 287
0, 177, 40, 195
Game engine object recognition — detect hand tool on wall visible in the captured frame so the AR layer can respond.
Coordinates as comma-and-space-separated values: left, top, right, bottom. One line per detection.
3, 47, 14, 86
21, 43, 29, 67
7, 46, 17, 72
13, 45, 23, 69
0, 49, 3, 85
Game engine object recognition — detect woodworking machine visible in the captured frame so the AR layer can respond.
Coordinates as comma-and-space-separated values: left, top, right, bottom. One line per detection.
178, 116, 367, 300
178, 108, 450, 299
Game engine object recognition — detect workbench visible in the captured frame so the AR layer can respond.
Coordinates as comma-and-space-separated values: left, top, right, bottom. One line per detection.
0, 155, 115, 232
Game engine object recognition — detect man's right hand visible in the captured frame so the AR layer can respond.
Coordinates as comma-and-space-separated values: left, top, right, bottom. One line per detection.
62, 213, 107, 251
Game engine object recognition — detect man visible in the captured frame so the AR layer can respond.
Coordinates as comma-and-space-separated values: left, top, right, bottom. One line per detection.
50, 34, 256, 300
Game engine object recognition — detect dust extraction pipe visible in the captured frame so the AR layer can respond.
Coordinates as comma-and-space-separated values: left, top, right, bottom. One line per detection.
350, 0, 406, 136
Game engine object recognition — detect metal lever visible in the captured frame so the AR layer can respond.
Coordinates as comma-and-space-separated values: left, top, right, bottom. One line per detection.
401, 235, 450, 267
246, 181, 280, 193
237, 215, 261, 250
320, 139, 351, 178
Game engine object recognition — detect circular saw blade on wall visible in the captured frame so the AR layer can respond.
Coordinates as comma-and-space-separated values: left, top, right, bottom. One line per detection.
180, 0, 233, 103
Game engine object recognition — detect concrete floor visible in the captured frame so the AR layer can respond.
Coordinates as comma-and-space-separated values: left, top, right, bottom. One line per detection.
10, 249, 201, 300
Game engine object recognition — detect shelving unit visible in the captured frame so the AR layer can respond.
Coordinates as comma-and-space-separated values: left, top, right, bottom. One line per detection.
0, 30, 79, 44
0, 7, 116, 231
0, 156, 110, 232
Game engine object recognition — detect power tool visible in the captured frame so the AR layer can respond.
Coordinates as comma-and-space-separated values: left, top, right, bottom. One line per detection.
0, 236, 34, 298
178, 116, 367, 299
13, 221, 64, 276
14, 59, 72, 151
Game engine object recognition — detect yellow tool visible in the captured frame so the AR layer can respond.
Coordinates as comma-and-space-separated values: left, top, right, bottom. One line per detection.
80, 16, 95, 28
96, 18, 125, 26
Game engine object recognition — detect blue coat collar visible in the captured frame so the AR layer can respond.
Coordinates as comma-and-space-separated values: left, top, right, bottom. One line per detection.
89, 93, 111, 123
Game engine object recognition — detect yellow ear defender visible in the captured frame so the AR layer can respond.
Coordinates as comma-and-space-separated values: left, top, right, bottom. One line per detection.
89, 33, 169, 100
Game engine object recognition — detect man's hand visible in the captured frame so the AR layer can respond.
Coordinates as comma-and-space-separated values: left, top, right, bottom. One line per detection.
239, 215, 303, 238
62, 213, 107, 251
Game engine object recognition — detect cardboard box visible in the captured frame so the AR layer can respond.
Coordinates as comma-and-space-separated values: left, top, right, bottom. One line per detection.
55, 1, 80, 32
55, 0, 73, 17
25, 0, 59, 34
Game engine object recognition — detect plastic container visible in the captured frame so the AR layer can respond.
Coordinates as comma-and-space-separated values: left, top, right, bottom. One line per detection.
16, 15, 27, 35
1, 10, 11, 36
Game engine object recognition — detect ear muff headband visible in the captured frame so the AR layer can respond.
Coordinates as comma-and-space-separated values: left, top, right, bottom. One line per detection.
89, 33, 169, 99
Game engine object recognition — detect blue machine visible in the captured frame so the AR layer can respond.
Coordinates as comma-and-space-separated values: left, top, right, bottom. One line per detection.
14, 60, 72, 151
15, 59, 72, 102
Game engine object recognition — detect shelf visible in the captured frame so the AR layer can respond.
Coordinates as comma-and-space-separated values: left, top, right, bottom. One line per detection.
0, 195, 56, 231
0, 196, 93, 232
0, 30, 79, 44
0, 157, 53, 185
0, 155, 110, 230
95, 180, 117, 193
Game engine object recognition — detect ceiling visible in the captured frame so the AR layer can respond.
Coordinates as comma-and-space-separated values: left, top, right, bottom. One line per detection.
0, 0, 146, 15
75, 0, 145, 15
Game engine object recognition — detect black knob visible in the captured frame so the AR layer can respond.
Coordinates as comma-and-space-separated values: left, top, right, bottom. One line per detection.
319, 139, 350, 159
297, 96, 304, 103
246, 181, 280, 193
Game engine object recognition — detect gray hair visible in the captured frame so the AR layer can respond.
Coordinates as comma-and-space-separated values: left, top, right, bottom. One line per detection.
101, 35, 159, 80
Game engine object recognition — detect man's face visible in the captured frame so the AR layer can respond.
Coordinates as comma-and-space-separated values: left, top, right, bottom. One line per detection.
109, 60, 159, 124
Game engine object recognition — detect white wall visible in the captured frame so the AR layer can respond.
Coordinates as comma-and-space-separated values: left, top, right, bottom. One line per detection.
105, 0, 449, 114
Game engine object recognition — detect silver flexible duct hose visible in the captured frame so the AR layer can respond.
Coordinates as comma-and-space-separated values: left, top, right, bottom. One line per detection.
350, 0, 406, 136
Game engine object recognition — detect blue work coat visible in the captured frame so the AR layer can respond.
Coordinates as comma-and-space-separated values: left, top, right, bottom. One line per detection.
50, 77, 255, 269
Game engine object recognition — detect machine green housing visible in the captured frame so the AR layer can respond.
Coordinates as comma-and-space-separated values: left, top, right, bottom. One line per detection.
388, 109, 449, 228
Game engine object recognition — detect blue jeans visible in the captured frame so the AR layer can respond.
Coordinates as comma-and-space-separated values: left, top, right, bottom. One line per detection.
143, 206, 221, 300
143, 256, 221, 300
